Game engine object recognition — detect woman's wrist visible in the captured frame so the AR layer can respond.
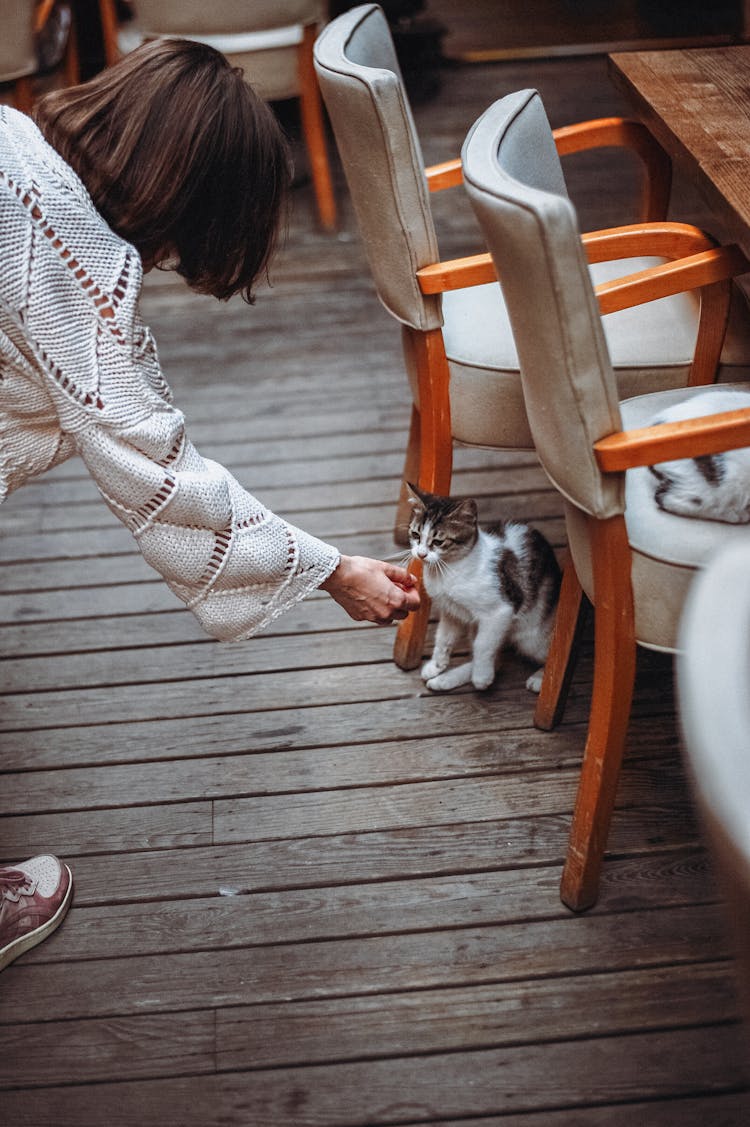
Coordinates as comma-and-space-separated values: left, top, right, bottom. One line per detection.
320, 553, 351, 593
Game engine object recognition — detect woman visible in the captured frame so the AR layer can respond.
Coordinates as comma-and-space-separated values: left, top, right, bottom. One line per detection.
0, 38, 419, 967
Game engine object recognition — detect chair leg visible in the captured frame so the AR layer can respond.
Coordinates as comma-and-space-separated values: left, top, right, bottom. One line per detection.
394, 328, 452, 670
13, 76, 34, 114
298, 26, 336, 231
393, 561, 432, 669
394, 405, 421, 546
560, 515, 636, 913
688, 275, 733, 386
534, 554, 587, 731
97, 0, 120, 66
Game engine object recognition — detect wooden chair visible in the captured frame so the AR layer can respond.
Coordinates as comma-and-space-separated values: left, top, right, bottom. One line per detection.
0, 0, 79, 113
678, 540, 750, 1060
97, 0, 336, 230
313, 3, 750, 673
461, 88, 750, 911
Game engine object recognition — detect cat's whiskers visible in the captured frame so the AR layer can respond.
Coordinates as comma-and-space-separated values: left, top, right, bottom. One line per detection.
432, 555, 458, 580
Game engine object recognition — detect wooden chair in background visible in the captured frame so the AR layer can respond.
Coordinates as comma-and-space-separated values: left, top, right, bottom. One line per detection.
462, 88, 750, 911
0, 0, 79, 113
97, 0, 337, 230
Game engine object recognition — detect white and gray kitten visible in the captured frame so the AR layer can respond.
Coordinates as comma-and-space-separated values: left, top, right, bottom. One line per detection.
648, 389, 750, 523
407, 483, 561, 693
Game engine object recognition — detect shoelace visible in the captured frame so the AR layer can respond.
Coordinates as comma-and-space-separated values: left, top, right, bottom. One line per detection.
0, 869, 33, 901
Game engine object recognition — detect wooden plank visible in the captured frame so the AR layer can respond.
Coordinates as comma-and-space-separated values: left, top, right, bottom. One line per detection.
1, 720, 681, 812
0, 1026, 745, 1126
16, 851, 716, 963
0, 663, 426, 729
10, 463, 547, 515
215, 961, 739, 1070
0, 962, 735, 1090
0, 1012, 215, 1088
0, 802, 213, 859
0, 446, 543, 506
0, 674, 677, 770
0, 599, 345, 656
1, 757, 691, 858
0, 629, 399, 691
2, 804, 702, 906
212, 760, 689, 844
384, 1095, 750, 1127
0, 904, 729, 1023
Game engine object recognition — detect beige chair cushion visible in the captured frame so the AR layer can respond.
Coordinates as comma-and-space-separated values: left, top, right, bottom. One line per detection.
132, 0, 323, 36
565, 382, 750, 651
0, 0, 36, 82
126, 0, 325, 100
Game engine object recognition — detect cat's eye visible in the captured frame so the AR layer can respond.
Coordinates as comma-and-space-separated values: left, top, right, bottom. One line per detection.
432, 538, 445, 547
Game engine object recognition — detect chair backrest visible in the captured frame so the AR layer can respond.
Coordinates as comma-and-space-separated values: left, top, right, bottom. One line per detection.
462, 90, 624, 518
0, 1, 36, 83
132, 0, 324, 36
314, 2, 441, 331
677, 539, 750, 1042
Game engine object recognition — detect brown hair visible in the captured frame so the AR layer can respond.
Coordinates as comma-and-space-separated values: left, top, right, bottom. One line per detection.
34, 38, 291, 301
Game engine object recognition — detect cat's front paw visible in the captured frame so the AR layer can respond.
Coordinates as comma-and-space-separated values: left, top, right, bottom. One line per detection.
525, 667, 545, 693
421, 659, 446, 681
426, 662, 474, 692
471, 668, 496, 691
425, 673, 450, 692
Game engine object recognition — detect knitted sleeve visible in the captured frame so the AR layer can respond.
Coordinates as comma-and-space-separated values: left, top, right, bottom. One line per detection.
76, 409, 341, 641
64, 297, 340, 638
69, 289, 341, 641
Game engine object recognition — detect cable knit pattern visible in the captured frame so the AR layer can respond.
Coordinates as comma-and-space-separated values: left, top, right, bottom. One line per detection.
0, 107, 340, 639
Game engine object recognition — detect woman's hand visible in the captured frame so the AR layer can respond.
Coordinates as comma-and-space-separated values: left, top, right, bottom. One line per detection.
320, 555, 420, 625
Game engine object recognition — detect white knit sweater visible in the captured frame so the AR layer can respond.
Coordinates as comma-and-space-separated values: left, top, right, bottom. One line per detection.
0, 107, 340, 639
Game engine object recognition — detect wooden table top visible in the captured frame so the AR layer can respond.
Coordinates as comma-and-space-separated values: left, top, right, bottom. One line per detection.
609, 45, 750, 253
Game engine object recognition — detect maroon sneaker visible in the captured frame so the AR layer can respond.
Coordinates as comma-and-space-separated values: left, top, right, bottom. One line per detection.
0, 855, 73, 970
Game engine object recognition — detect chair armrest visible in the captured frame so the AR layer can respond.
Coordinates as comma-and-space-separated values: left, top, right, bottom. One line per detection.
582, 221, 715, 265
594, 241, 749, 386
425, 158, 463, 192
594, 243, 749, 316
594, 408, 750, 472
417, 252, 496, 294
553, 117, 672, 221
415, 226, 745, 298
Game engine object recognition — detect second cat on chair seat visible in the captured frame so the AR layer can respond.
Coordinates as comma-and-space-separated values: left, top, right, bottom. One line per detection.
406, 484, 561, 694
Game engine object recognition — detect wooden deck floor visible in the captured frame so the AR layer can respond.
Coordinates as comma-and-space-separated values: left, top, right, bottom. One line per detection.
2, 52, 750, 1126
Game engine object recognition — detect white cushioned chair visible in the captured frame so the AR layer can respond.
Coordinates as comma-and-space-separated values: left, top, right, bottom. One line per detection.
313, 2, 750, 671
98, 0, 336, 229
678, 540, 750, 1058
462, 88, 750, 911
0, 0, 78, 113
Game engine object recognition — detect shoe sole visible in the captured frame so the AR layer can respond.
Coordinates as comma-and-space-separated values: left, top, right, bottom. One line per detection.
0, 865, 74, 971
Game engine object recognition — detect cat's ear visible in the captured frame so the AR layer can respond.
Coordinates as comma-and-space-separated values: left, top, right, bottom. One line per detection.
454, 498, 478, 523
406, 481, 428, 506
